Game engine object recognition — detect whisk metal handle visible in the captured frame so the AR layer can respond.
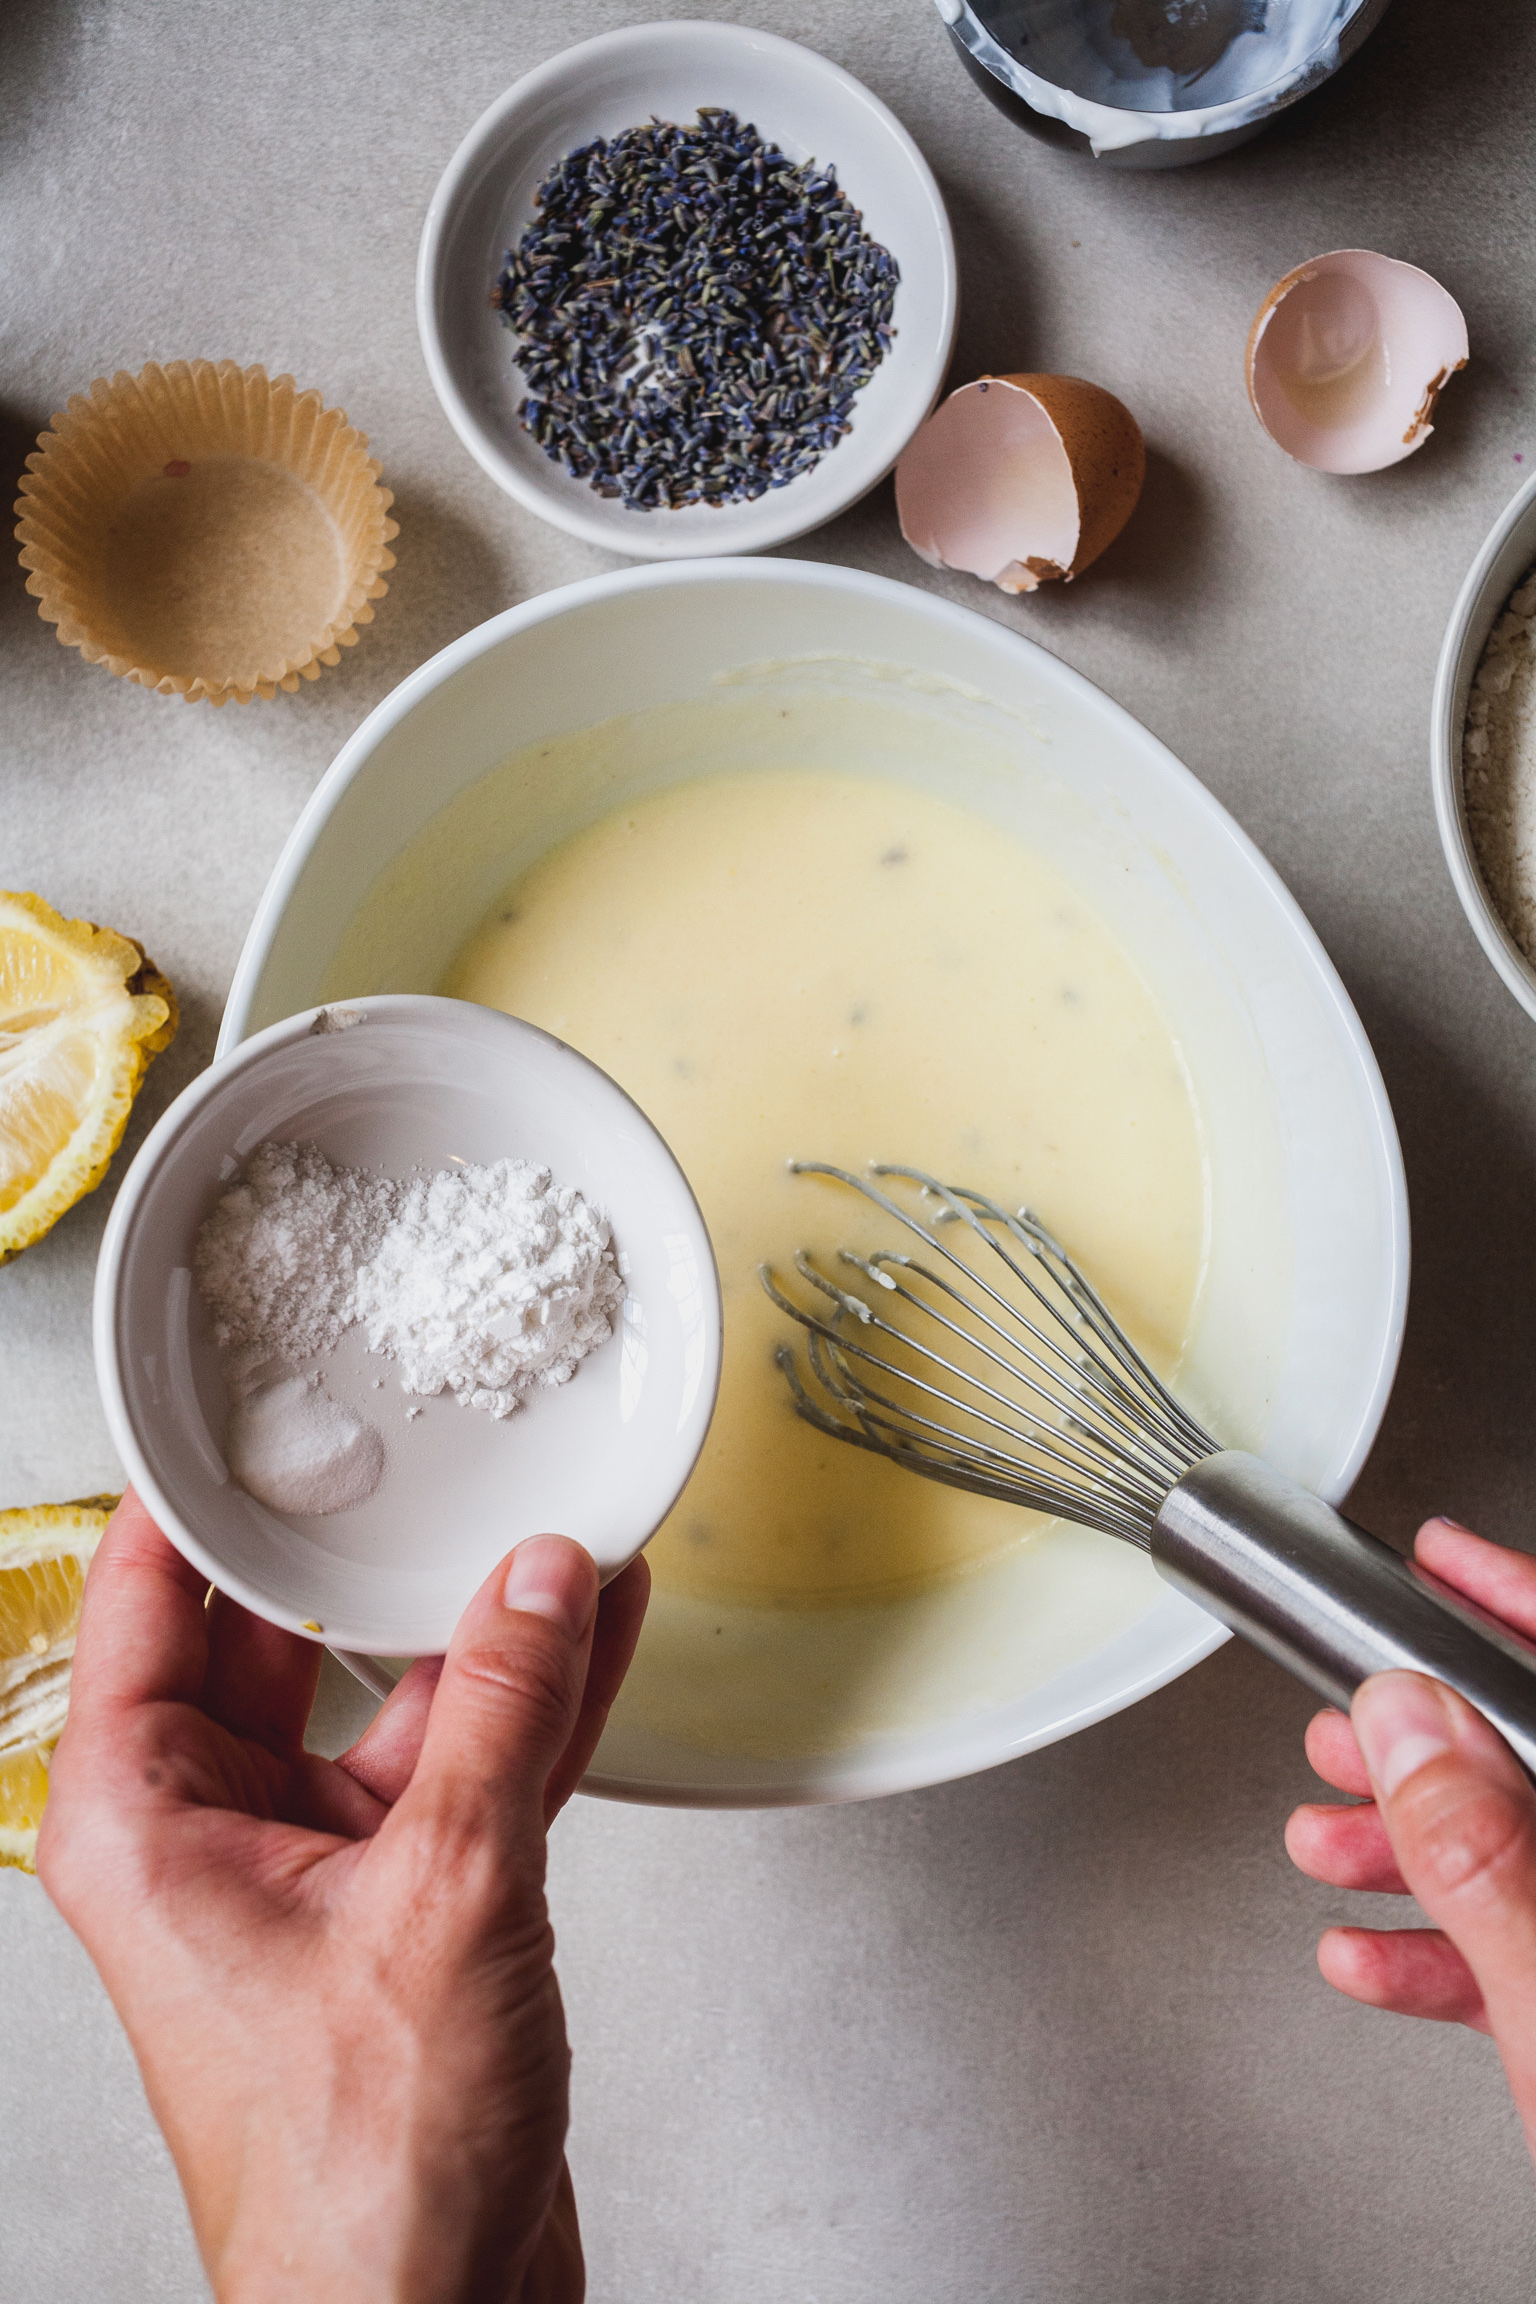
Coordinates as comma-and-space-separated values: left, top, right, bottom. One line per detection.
1152, 1451, 1536, 1778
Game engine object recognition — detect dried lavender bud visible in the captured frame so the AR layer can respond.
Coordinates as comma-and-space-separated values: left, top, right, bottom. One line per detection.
495, 108, 899, 513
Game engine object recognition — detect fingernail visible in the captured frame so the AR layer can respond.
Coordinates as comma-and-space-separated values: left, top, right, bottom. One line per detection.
1429, 1515, 1475, 1534
503, 1536, 596, 1640
1353, 1672, 1454, 1798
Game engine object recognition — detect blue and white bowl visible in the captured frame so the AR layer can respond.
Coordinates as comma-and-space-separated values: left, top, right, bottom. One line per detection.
935, 0, 1394, 169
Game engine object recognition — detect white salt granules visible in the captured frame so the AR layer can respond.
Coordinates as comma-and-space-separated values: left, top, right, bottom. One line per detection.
1463, 562, 1536, 959
226, 1377, 386, 1516
197, 1141, 623, 1435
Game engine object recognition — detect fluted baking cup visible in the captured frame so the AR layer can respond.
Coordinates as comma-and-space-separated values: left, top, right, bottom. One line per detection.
14, 361, 398, 705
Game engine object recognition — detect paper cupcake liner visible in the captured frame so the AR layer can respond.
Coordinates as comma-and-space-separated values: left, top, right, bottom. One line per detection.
14, 361, 398, 705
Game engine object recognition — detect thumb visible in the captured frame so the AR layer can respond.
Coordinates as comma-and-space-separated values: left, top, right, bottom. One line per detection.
395, 1536, 599, 1850
1352, 1671, 1536, 2035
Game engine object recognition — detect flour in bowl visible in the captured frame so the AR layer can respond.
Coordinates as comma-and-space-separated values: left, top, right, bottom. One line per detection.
1463, 563, 1536, 959
352, 1160, 625, 1417
196, 1140, 395, 1364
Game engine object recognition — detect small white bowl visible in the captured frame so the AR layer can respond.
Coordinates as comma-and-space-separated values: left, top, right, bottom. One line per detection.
1431, 472, 1536, 1023
416, 21, 958, 557
93, 996, 721, 1655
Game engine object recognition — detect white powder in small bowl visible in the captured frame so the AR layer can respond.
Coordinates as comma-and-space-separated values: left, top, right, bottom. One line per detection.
1462, 562, 1536, 960
226, 1377, 386, 1517
196, 1140, 395, 1363
195, 1141, 623, 1515
353, 1160, 624, 1418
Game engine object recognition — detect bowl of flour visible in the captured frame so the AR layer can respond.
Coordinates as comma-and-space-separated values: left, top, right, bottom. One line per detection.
1434, 470, 1536, 1024
93, 995, 721, 1654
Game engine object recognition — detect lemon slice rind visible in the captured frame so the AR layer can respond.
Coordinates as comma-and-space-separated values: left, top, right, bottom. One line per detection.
0, 1496, 116, 1873
0, 891, 178, 1264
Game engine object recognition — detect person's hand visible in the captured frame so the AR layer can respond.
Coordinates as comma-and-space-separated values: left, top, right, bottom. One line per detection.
1286, 1516, 1536, 2165
38, 1489, 650, 2304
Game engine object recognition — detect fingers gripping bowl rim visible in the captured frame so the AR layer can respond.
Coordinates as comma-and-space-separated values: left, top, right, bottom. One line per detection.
215, 559, 1407, 1807
92, 996, 722, 1657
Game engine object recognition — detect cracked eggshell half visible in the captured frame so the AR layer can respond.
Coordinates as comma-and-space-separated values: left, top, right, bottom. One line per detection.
894, 373, 1145, 595
1247, 249, 1469, 475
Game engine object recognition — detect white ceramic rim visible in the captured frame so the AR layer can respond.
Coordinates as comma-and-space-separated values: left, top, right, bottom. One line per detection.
1431, 470, 1536, 1024
415, 20, 959, 557
218, 559, 1409, 1799
98, 995, 723, 1652
595, 1640, 1236, 1807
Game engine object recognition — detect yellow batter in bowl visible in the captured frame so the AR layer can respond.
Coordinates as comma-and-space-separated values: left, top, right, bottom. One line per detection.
445, 767, 1208, 1608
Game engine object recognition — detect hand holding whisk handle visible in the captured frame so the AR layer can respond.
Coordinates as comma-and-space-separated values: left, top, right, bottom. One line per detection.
762, 1162, 1536, 1777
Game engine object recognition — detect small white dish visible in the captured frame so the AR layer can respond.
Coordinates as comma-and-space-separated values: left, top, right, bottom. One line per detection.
1432, 471, 1536, 1024
93, 996, 721, 1655
416, 20, 958, 557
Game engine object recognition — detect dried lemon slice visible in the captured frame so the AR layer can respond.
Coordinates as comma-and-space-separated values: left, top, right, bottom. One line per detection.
0, 891, 178, 1263
0, 1495, 116, 1873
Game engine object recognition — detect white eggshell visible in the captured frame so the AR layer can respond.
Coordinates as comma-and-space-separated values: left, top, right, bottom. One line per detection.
1247, 249, 1468, 475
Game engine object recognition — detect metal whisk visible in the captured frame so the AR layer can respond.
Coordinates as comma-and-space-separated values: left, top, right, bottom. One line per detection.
762, 1161, 1536, 1773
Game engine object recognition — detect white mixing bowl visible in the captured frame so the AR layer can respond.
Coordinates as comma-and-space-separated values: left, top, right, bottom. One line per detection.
221, 561, 1407, 1806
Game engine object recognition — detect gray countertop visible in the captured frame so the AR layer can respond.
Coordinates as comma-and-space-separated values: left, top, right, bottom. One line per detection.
7, 3, 1536, 2296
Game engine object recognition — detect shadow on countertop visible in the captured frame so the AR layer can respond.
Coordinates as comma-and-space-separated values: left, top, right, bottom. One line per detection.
2, 398, 54, 640
306, 485, 514, 713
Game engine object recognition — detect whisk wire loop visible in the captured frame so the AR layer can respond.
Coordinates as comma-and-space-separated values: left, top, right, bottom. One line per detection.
796, 1163, 1201, 1474
875, 1166, 1212, 1463
779, 1344, 1159, 1541
797, 1161, 1204, 1469
830, 1252, 1188, 1501
843, 1247, 1193, 1492
779, 1269, 1170, 1513
763, 1162, 1217, 1547
804, 1330, 1163, 1543
776, 1342, 1153, 1529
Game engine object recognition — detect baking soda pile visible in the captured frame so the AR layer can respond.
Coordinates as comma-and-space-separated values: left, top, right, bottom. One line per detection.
197, 1137, 624, 1426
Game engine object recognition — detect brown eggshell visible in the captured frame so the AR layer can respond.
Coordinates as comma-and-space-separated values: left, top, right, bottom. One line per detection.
895, 373, 1144, 594
1010, 374, 1145, 575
